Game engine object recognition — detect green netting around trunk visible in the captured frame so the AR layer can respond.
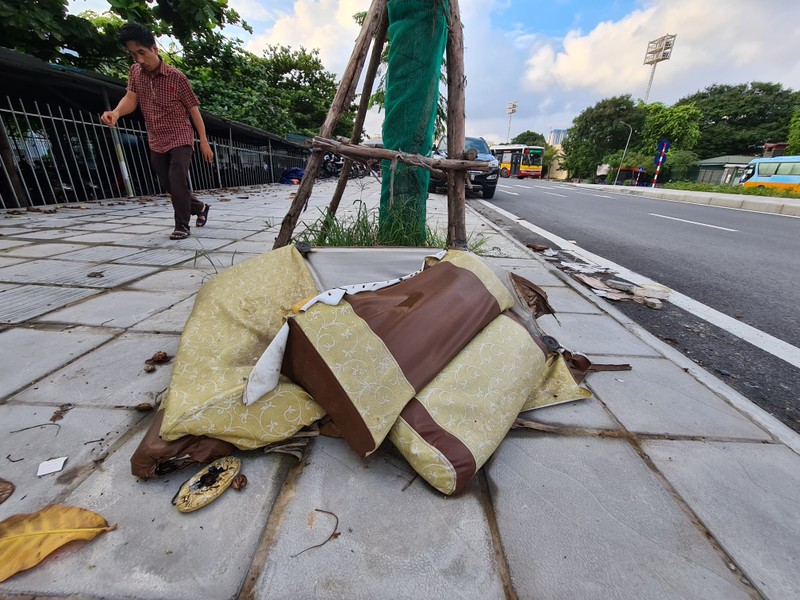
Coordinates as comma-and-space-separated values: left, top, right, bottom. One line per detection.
380, 0, 449, 245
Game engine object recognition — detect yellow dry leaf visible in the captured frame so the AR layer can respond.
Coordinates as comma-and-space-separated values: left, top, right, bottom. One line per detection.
0, 504, 116, 582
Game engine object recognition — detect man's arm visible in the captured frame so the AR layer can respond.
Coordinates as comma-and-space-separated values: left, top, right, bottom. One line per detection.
100, 91, 138, 127
189, 105, 213, 163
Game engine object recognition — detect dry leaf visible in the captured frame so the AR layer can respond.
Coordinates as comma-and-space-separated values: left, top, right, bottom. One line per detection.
0, 479, 14, 505
0, 504, 116, 582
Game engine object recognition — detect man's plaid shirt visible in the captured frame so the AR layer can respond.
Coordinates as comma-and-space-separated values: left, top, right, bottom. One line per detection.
127, 60, 200, 153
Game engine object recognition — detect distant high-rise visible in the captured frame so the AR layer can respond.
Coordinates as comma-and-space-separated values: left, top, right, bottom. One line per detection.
547, 129, 567, 146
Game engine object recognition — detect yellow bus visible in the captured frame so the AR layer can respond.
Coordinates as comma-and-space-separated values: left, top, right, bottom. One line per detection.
490, 144, 544, 179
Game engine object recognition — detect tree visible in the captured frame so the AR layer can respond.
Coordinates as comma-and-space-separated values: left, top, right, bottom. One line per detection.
638, 102, 701, 152
562, 95, 646, 179
0, 0, 246, 70
512, 130, 546, 147
786, 109, 800, 156
676, 82, 800, 158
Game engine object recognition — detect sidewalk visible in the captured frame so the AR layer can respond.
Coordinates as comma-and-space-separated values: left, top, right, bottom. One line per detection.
1, 178, 798, 600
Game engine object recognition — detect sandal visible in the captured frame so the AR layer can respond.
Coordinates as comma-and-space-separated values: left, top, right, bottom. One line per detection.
169, 230, 190, 240
196, 204, 210, 228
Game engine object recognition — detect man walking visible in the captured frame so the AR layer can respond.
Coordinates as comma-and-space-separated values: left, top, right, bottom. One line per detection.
101, 23, 212, 240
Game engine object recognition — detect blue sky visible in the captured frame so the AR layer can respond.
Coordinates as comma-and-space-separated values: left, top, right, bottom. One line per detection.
69, 0, 800, 144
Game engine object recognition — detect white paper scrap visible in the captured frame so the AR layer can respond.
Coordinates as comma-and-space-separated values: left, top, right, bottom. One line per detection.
37, 456, 68, 477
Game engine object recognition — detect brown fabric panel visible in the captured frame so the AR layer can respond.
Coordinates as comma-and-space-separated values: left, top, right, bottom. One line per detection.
130, 409, 235, 479
400, 398, 477, 494
510, 272, 556, 318
346, 261, 501, 391
281, 319, 375, 456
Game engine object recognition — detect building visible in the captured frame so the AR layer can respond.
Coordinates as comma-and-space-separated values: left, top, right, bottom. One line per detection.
547, 129, 567, 146
695, 155, 755, 186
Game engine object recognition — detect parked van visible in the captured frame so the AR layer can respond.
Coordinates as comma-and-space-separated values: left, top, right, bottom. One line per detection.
739, 156, 800, 192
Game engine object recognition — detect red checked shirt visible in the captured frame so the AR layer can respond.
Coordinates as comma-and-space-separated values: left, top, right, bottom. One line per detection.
127, 59, 199, 153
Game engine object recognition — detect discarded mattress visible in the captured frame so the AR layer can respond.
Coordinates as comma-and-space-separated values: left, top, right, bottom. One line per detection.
131, 245, 596, 494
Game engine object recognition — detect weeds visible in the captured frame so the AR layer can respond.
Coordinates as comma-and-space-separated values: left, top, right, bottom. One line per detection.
292, 200, 486, 254
664, 181, 800, 199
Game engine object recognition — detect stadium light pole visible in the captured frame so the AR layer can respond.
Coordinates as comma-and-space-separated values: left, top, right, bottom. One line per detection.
612, 121, 633, 186
506, 101, 518, 143
643, 34, 676, 103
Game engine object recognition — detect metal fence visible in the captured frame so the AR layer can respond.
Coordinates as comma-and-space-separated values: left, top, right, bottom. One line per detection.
0, 96, 307, 209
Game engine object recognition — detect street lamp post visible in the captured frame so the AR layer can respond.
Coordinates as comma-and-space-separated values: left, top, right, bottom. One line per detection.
612, 121, 633, 186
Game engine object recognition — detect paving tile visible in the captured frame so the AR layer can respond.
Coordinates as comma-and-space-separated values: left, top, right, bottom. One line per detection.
37, 290, 188, 328
0, 326, 115, 399
0, 227, 33, 235
487, 434, 751, 600
588, 357, 770, 439
241, 230, 279, 243
125, 268, 210, 293
520, 395, 618, 430
130, 295, 197, 333
0, 284, 101, 324
537, 313, 661, 357
644, 440, 800, 600
10, 331, 179, 408
501, 265, 565, 286
0, 419, 290, 600
217, 239, 269, 254
59, 245, 144, 263
0, 255, 29, 268
106, 224, 164, 234
255, 437, 505, 600
7, 229, 77, 240
110, 233, 232, 252
0, 242, 91, 259
0, 238, 30, 250
61, 231, 143, 244
540, 285, 603, 313
0, 404, 146, 519
114, 248, 197, 266
0, 259, 157, 287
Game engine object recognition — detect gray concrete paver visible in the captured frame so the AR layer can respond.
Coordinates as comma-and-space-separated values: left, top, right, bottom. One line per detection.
9, 332, 180, 408
36, 290, 189, 328
0, 242, 90, 258
487, 434, 753, 600
0, 419, 292, 600
587, 356, 771, 439
131, 295, 197, 333
255, 437, 506, 600
644, 440, 800, 600
0, 404, 146, 519
0, 326, 115, 398
538, 312, 662, 356
539, 285, 603, 313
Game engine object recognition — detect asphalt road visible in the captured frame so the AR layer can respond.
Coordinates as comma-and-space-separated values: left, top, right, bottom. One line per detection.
468, 180, 800, 432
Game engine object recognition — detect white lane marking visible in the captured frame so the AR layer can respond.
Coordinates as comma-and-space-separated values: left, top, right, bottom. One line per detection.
500, 190, 519, 196
498, 184, 514, 188
541, 190, 567, 197
593, 194, 613, 198
478, 200, 800, 369
649, 213, 739, 232
513, 184, 529, 188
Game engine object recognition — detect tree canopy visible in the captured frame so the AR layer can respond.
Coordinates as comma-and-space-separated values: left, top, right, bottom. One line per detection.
675, 82, 800, 158
0, 0, 353, 138
512, 130, 546, 147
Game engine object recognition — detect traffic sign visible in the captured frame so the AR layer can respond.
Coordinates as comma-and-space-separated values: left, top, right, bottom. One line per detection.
637, 166, 644, 172
657, 139, 671, 154
654, 153, 668, 166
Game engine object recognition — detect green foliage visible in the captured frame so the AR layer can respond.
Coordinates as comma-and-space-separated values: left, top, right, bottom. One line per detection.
665, 181, 800, 199
512, 130, 546, 147
675, 82, 800, 158
663, 149, 699, 182
786, 109, 800, 156
638, 102, 701, 151
561, 95, 646, 179
0, 0, 245, 68
178, 36, 353, 137
293, 200, 486, 252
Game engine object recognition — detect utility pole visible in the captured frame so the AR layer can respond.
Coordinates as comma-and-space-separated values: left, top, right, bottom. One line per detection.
643, 34, 676, 103
506, 101, 517, 143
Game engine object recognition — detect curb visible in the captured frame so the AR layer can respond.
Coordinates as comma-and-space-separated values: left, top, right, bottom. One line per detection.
466, 202, 800, 455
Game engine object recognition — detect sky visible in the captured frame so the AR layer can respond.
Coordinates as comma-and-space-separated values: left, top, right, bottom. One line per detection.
68, 0, 800, 145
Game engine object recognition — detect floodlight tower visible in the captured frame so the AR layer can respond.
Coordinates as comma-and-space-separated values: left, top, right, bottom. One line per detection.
506, 101, 518, 143
643, 34, 676, 103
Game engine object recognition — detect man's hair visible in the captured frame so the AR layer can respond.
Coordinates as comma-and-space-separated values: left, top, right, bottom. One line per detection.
119, 23, 156, 48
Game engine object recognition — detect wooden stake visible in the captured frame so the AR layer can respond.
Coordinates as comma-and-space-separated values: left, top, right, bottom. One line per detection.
445, 0, 467, 249
323, 4, 390, 235
273, 0, 388, 249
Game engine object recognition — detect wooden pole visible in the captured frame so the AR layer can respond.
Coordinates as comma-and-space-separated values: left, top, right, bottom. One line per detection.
445, 0, 467, 249
273, 0, 387, 249
324, 4, 389, 233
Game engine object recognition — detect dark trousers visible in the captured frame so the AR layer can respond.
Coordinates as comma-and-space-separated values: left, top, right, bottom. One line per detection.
150, 146, 204, 232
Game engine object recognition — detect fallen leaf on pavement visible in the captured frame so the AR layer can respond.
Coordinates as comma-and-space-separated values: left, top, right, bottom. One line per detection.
0, 504, 116, 582
50, 404, 74, 422
0, 479, 14, 505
